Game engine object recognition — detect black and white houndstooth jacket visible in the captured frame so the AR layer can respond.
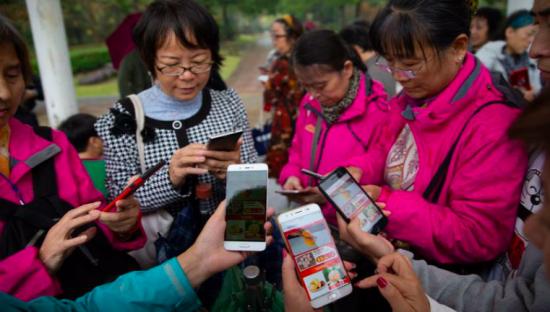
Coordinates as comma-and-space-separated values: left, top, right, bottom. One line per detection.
95, 88, 258, 215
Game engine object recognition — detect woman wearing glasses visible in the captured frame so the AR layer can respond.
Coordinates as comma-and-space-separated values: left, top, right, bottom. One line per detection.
279, 30, 390, 226
264, 15, 305, 179
346, 0, 528, 270
95, 0, 256, 275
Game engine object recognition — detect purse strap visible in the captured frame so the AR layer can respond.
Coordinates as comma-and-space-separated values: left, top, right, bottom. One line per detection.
127, 94, 146, 174
422, 100, 511, 203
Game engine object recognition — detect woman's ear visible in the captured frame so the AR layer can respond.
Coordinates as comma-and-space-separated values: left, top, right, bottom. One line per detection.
343, 60, 354, 79
452, 34, 469, 63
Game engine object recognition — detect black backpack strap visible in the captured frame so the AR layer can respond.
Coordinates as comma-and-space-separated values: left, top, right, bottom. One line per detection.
422, 100, 513, 203
31, 127, 57, 199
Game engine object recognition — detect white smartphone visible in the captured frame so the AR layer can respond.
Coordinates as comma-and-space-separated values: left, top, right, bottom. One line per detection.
224, 163, 268, 251
277, 204, 353, 309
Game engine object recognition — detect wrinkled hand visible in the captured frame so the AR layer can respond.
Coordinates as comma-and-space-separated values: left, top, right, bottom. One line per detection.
99, 196, 141, 237
283, 176, 303, 191
519, 88, 535, 102
39, 202, 101, 274
202, 139, 242, 180
169, 143, 209, 187
362, 185, 382, 201
337, 213, 394, 263
355, 253, 430, 312
295, 187, 326, 205
177, 201, 274, 288
282, 250, 320, 312
100, 176, 142, 237
282, 250, 357, 311
346, 166, 363, 182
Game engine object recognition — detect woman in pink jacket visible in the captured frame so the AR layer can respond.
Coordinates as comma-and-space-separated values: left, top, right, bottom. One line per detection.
0, 15, 145, 300
279, 30, 390, 226
346, 0, 528, 268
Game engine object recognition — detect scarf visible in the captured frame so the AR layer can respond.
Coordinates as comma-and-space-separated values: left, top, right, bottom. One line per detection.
321, 68, 360, 124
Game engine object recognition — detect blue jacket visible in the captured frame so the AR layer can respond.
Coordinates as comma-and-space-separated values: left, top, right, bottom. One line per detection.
1, 258, 201, 311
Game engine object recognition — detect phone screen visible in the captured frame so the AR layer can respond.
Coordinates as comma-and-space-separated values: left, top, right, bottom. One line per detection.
320, 170, 384, 233
280, 210, 351, 301
225, 169, 267, 242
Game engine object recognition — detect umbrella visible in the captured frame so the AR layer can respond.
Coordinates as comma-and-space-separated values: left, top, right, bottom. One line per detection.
105, 12, 142, 70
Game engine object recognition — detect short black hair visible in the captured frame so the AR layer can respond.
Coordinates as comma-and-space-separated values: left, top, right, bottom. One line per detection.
370, 0, 471, 60
292, 29, 367, 72
133, 0, 223, 79
474, 7, 503, 41
501, 9, 535, 39
58, 114, 98, 153
339, 20, 372, 52
0, 14, 31, 85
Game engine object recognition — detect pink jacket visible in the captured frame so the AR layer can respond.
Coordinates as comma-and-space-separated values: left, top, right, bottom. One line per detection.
279, 73, 389, 225
347, 53, 528, 264
0, 118, 146, 301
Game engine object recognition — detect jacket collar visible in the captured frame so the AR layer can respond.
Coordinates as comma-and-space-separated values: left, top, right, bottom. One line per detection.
396, 52, 493, 123
304, 72, 372, 124
8, 118, 60, 183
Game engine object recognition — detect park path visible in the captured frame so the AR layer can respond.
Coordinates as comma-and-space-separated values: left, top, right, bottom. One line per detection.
36, 35, 270, 127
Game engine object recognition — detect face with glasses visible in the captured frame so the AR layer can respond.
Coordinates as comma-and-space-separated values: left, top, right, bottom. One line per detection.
155, 31, 213, 101
380, 35, 469, 99
271, 22, 292, 55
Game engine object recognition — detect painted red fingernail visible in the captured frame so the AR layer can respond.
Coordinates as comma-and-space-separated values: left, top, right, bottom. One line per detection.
377, 277, 388, 288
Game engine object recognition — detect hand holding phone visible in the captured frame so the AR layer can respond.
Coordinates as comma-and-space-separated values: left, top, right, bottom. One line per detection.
509, 67, 531, 91
277, 204, 352, 308
318, 167, 387, 234
101, 160, 166, 212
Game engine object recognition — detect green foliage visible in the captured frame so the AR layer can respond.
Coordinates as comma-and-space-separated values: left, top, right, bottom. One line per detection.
70, 46, 111, 73
31, 45, 110, 75
75, 77, 118, 97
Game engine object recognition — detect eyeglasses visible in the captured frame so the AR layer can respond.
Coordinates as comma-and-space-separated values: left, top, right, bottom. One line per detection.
156, 61, 213, 77
270, 32, 287, 39
375, 57, 417, 80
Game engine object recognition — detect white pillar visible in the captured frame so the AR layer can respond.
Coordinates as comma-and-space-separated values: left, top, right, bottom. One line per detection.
25, 0, 78, 127
507, 0, 534, 15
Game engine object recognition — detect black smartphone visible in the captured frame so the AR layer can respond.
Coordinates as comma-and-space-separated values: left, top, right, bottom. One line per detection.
318, 167, 387, 234
207, 129, 243, 151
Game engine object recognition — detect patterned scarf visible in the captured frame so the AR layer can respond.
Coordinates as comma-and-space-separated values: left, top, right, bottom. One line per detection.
0, 125, 10, 176
321, 68, 360, 124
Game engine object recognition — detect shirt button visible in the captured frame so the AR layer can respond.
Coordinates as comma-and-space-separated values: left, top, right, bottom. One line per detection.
172, 120, 183, 130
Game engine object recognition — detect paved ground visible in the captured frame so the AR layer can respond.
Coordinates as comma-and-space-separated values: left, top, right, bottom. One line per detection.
36, 36, 270, 127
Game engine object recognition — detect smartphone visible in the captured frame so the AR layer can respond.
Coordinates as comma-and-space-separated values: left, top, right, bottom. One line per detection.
277, 204, 352, 308
275, 189, 315, 195
207, 129, 243, 151
224, 163, 268, 251
258, 75, 269, 83
101, 160, 166, 212
509, 67, 531, 91
318, 167, 387, 234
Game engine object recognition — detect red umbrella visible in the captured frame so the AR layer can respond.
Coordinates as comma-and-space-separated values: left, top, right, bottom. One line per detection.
106, 12, 142, 70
